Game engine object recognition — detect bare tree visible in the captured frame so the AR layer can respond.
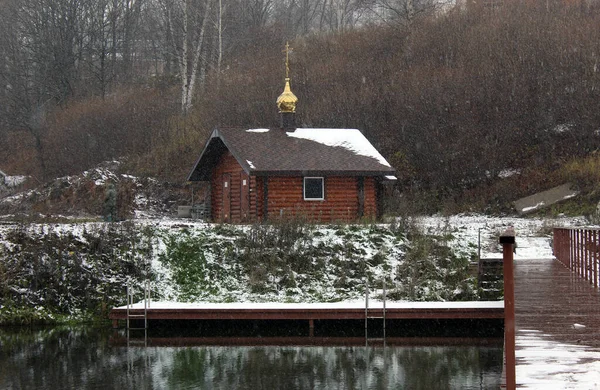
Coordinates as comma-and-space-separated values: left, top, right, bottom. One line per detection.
84, 0, 117, 98
319, 0, 371, 31
370, 0, 446, 25
119, 0, 145, 79
162, 0, 214, 114
244, 0, 274, 28
0, 0, 90, 171
273, 0, 322, 35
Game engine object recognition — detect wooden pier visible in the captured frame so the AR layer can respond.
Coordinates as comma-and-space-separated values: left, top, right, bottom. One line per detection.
513, 256, 600, 387
109, 301, 504, 338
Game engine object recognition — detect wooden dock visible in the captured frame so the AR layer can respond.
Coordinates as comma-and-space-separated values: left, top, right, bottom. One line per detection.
514, 257, 600, 387
109, 301, 504, 338
110, 301, 504, 321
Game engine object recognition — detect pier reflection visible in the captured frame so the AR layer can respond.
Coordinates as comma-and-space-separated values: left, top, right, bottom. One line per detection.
0, 327, 503, 390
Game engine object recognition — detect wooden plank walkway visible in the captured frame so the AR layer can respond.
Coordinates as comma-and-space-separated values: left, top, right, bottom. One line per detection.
514, 257, 600, 388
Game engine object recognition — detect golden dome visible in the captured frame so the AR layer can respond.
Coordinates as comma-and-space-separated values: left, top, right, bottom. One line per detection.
276, 77, 298, 113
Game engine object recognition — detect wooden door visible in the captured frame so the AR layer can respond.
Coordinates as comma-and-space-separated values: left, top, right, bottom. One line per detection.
240, 172, 250, 222
222, 174, 231, 222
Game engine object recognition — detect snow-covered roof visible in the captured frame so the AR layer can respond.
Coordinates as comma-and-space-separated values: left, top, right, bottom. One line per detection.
287, 128, 391, 167
188, 127, 395, 181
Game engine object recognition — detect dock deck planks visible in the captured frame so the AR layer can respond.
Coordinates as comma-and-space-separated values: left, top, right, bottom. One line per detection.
514, 258, 600, 387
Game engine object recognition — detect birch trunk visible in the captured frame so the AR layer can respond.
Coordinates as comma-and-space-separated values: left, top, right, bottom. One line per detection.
166, 0, 213, 115
183, 0, 212, 114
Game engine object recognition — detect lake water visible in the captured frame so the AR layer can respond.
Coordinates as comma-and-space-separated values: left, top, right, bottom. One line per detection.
0, 327, 503, 389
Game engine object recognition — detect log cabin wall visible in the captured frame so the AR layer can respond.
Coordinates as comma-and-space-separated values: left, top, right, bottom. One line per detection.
264, 176, 377, 222
363, 177, 377, 219
249, 176, 259, 220
210, 152, 379, 223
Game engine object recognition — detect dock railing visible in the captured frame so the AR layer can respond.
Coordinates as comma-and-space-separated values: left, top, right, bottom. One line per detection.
553, 228, 599, 288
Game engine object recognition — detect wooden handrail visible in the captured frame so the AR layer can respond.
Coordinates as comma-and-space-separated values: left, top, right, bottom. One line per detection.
553, 228, 600, 288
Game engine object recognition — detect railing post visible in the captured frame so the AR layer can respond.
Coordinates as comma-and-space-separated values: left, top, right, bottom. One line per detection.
560, 229, 564, 266
592, 230, 599, 288
576, 229, 581, 276
500, 227, 516, 390
580, 229, 583, 278
584, 230, 588, 282
589, 230, 592, 282
576, 228, 580, 274
553, 228, 557, 261
580, 229, 585, 278
588, 230, 592, 282
565, 229, 568, 265
558, 229, 564, 266
584, 229, 587, 278
579, 229, 585, 279
554, 228, 563, 267
572, 229, 576, 272
364, 281, 369, 345
569, 229, 574, 270
563, 228, 567, 267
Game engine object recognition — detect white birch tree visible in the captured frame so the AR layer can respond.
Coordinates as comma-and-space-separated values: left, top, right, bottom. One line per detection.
162, 0, 214, 114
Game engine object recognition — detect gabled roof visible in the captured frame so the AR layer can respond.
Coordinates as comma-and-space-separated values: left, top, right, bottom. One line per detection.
188, 127, 396, 181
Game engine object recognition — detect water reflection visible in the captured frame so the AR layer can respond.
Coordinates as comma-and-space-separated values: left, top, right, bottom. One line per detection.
0, 328, 502, 389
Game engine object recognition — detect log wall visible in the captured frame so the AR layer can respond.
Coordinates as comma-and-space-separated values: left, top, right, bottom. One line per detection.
263, 176, 376, 222
364, 177, 377, 219
211, 151, 379, 223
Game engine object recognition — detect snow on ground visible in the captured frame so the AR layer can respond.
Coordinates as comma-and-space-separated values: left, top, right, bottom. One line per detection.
3, 175, 27, 187
517, 330, 600, 389
139, 214, 597, 388
100, 213, 590, 304
2, 213, 597, 387
420, 214, 600, 389
418, 214, 588, 260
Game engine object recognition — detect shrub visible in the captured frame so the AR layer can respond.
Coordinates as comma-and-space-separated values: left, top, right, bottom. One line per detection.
389, 228, 478, 302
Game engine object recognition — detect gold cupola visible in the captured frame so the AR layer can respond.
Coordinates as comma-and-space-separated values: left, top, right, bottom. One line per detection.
277, 78, 298, 113
276, 42, 298, 114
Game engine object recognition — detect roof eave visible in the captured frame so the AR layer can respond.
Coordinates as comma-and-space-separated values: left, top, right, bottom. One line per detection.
250, 169, 396, 177
187, 129, 253, 182
186, 129, 219, 181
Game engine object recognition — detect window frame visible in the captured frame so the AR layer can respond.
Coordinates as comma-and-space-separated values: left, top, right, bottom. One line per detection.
303, 177, 325, 201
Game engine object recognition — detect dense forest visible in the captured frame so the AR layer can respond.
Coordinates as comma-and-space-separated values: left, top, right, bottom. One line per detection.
1, 0, 600, 213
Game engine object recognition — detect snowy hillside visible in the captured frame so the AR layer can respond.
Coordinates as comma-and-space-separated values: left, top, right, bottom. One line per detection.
418, 214, 588, 261
0, 161, 193, 220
